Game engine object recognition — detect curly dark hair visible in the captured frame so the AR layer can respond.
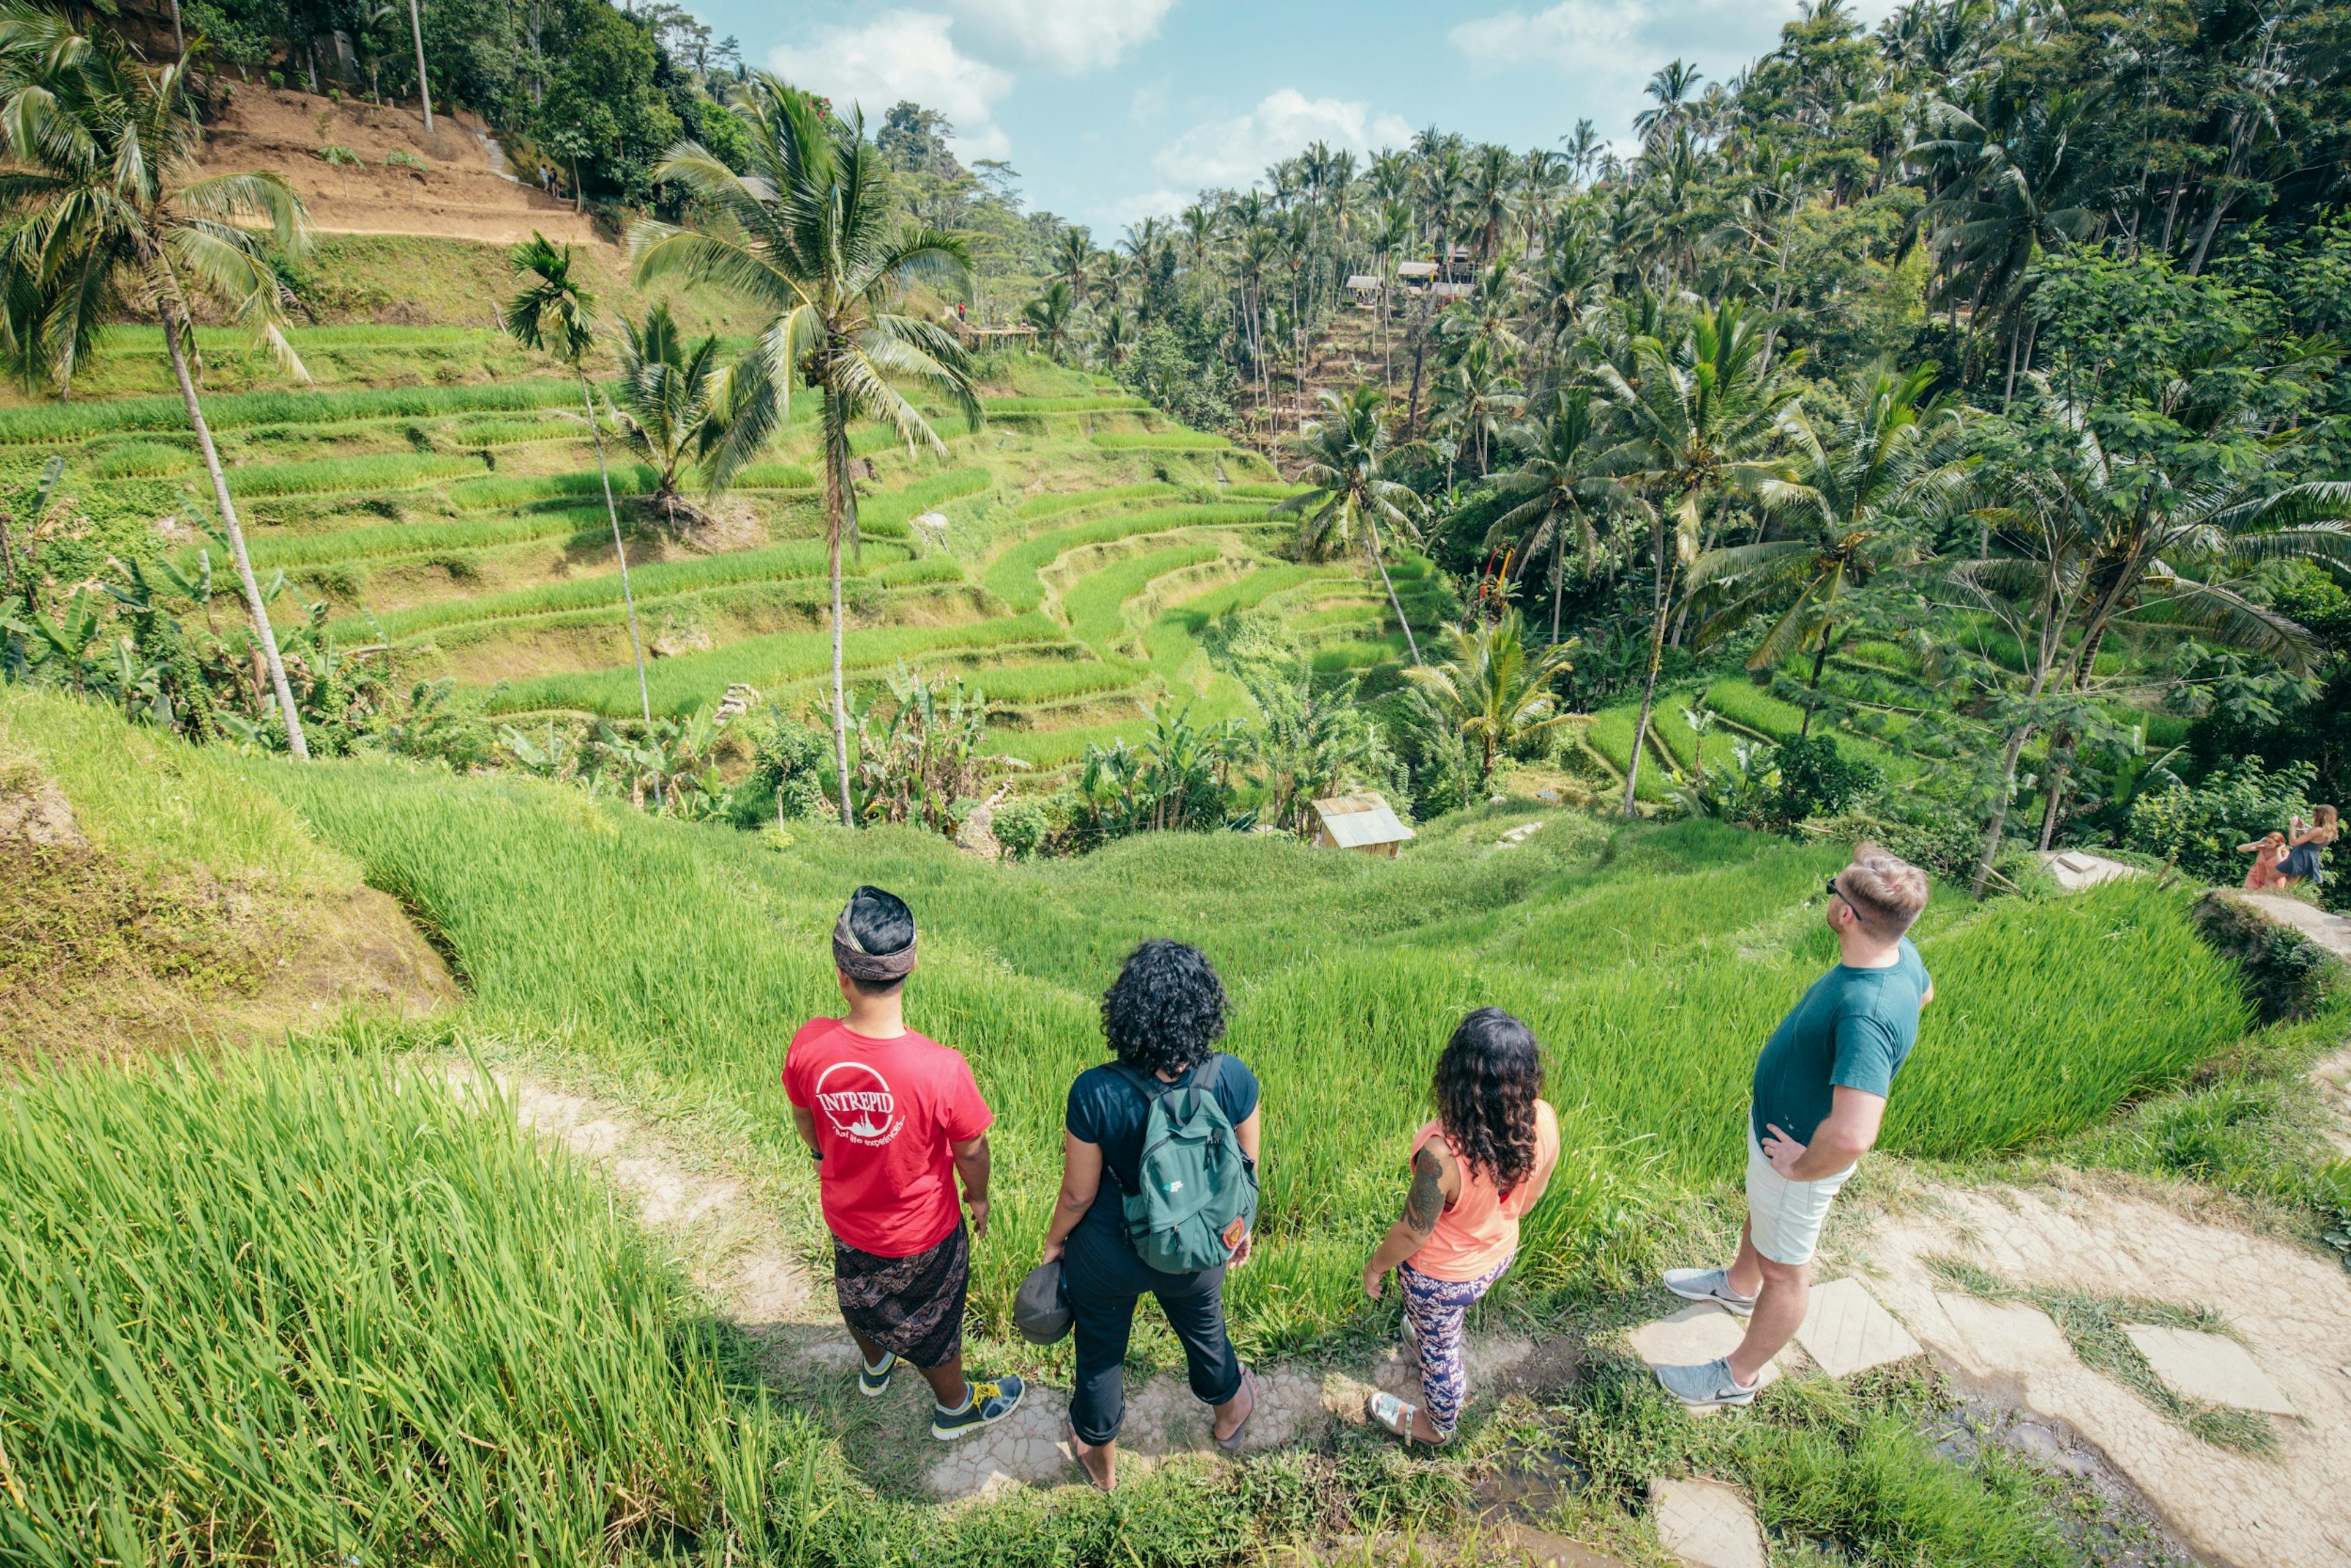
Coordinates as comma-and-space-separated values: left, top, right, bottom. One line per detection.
1100, 940, 1228, 1078
1432, 1008, 1545, 1193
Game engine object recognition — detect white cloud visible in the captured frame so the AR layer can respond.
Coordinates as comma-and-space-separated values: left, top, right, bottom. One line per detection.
1449, 0, 1654, 76
1152, 90, 1415, 192
948, 0, 1175, 73
768, 11, 1014, 159
1101, 188, 1195, 228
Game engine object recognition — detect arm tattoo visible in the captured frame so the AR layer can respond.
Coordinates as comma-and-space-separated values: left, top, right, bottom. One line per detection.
1403, 1146, 1445, 1236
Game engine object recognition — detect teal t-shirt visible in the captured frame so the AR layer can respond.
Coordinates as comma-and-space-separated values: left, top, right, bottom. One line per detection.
1750, 939, 1930, 1149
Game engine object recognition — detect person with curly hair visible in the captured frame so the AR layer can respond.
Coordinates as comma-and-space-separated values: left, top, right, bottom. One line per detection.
1360, 1008, 1560, 1444
1039, 940, 1262, 1491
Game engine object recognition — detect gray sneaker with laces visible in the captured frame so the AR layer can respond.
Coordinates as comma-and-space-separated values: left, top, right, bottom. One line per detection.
1655, 1357, 1759, 1410
1663, 1266, 1757, 1316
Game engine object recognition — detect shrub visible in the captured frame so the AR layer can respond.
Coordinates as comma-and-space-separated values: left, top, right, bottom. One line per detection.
1774, 733, 1882, 820
732, 707, 831, 825
2128, 756, 2315, 883
991, 796, 1059, 860
384, 148, 426, 171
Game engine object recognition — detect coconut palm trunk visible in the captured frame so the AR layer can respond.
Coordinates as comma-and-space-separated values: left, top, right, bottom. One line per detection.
408, 0, 433, 134
578, 370, 652, 728
160, 301, 308, 760
823, 386, 855, 827
1363, 513, 1420, 667
1621, 522, 1674, 816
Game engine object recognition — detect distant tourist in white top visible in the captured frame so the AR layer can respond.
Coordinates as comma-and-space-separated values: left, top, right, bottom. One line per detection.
1655, 843, 1933, 1409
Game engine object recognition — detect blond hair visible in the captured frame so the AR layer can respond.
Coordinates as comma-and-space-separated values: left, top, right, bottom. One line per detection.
2317, 805, 2339, 833
1838, 842, 1929, 940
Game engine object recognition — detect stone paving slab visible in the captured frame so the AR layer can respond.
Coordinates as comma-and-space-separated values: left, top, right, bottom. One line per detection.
1795, 1277, 1922, 1379
2124, 1325, 2297, 1416
1626, 1305, 1779, 1414
1925, 1290, 2077, 1378
2039, 850, 2146, 891
1490, 1523, 1635, 1568
1648, 1478, 1766, 1568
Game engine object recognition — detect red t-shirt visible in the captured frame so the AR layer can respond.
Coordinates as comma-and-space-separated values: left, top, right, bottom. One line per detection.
782, 1018, 992, 1258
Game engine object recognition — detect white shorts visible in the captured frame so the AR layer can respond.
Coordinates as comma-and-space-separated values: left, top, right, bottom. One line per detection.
1745, 1119, 1854, 1266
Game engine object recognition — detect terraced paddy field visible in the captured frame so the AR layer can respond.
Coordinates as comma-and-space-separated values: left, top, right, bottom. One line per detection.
6, 346, 1452, 765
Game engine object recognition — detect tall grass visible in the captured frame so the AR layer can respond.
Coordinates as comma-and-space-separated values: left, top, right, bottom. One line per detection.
1014, 482, 1187, 519
982, 396, 1152, 414
0, 379, 581, 445
983, 503, 1271, 612
246, 757, 2250, 1351
487, 613, 1071, 715
223, 451, 489, 497
247, 505, 613, 569
0, 1046, 828, 1563
346, 538, 904, 642
1092, 431, 1229, 451
1061, 541, 1227, 657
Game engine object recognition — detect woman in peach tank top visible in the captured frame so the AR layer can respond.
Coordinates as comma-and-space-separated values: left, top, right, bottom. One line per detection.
1360, 1008, 1560, 1444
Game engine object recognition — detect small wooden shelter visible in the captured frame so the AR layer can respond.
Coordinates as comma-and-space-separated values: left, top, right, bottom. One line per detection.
1311, 792, 1415, 858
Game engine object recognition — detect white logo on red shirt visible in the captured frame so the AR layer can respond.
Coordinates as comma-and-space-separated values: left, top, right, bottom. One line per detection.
812, 1060, 903, 1146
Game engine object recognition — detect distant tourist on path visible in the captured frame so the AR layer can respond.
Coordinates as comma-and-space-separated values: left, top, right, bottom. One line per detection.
1039, 939, 1262, 1491
1655, 844, 1933, 1409
784, 885, 1023, 1439
2282, 806, 2337, 889
1360, 1007, 1560, 1445
2240, 831, 2290, 891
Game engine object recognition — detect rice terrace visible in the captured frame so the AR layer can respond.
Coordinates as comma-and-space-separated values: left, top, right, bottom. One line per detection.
3, 0, 2351, 1564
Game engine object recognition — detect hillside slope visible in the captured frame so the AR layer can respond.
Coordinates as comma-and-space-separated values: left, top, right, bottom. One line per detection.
202, 83, 598, 249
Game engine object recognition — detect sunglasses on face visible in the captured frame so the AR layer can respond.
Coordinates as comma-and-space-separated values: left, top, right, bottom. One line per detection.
1824, 876, 1851, 912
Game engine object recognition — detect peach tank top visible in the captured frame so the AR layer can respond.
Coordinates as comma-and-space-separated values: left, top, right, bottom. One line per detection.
1407, 1099, 1561, 1282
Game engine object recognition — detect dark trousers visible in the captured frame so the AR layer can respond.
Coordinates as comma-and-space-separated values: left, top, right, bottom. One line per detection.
1065, 1220, 1243, 1445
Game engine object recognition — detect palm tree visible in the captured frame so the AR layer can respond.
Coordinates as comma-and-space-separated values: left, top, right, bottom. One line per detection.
1052, 224, 1092, 299
500, 233, 653, 729
1279, 384, 1426, 666
1634, 61, 1704, 148
1684, 364, 1970, 732
1598, 299, 1799, 814
1434, 337, 1521, 485
632, 78, 980, 828
1402, 609, 1577, 782
0, 15, 315, 757
1022, 278, 1078, 361
611, 301, 733, 529
1487, 390, 1624, 642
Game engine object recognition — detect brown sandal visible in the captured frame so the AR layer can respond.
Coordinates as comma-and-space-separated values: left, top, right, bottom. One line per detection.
1214, 1368, 1261, 1454
1066, 1420, 1116, 1493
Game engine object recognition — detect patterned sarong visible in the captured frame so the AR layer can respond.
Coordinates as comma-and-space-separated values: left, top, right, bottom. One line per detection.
833, 1221, 969, 1369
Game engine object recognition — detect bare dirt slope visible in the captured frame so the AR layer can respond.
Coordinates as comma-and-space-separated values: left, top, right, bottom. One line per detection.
201, 83, 603, 249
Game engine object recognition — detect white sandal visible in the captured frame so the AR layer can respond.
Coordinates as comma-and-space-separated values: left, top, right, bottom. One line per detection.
1365, 1389, 1445, 1445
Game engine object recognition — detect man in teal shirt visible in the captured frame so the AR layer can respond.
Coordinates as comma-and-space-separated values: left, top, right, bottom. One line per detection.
1656, 843, 1933, 1408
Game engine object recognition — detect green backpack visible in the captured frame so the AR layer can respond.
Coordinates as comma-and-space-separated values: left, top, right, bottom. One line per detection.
1109, 1056, 1259, 1274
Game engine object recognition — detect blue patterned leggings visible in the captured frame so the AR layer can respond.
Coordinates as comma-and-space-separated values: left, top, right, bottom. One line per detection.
1398, 1255, 1512, 1436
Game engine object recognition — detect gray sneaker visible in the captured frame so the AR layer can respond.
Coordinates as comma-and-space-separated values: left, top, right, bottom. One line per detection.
1655, 1357, 1760, 1410
1663, 1267, 1757, 1316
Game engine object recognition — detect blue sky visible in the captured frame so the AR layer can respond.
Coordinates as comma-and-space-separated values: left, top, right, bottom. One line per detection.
678, 0, 1901, 235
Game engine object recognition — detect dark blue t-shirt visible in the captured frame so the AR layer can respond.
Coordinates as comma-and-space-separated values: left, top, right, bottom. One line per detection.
1065, 1054, 1259, 1234
1751, 938, 1930, 1148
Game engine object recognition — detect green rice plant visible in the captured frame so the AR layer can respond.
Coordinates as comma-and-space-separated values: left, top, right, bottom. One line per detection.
0, 1043, 831, 1561
1092, 430, 1229, 451
487, 613, 1072, 716
1061, 542, 1226, 658
221, 451, 487, 498
0, 379, 582, 446
856, 466, 994, 529
735, 460, 819, 489
1014, 482, 1186, 519
983, 504, 1271, 612
89, 437, 195, 477
352, 538, 902, 642
447, 465, 660, 511
961, 656, 1144, 707
443, 413, 585, 446
876, 556, 968, 587
244, 506, 612, 569
981, 395, 1152, 414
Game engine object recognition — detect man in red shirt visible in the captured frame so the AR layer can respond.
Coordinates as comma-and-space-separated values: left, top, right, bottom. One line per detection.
784, 885, 1024, 1439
